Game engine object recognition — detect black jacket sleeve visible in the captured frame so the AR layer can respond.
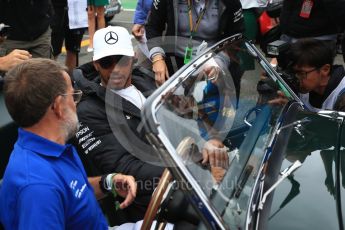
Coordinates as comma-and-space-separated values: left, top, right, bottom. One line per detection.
145, 0, 168, 40
219, 0, 244, 39
145, 0, 171, 54
76, 97, 164, 196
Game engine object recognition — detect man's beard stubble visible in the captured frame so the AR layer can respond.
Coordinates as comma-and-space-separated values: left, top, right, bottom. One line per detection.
62, 107, 79, 142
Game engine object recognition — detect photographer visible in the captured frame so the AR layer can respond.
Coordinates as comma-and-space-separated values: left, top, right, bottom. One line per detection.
270, 38, 345, 112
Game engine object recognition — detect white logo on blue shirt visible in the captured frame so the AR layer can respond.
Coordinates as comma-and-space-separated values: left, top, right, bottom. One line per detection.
70, 180, 78, 189
70, 180, 87, 199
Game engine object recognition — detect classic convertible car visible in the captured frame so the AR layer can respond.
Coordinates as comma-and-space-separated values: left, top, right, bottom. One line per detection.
1, 34, 345, 230
139, 34, 345, 230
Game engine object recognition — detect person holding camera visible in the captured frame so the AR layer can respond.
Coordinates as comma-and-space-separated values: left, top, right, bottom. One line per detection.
270, 38, 345, 112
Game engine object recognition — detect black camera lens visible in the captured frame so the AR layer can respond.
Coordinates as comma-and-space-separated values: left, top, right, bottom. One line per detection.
280, 71, 300, 94
0, 24, 10, 37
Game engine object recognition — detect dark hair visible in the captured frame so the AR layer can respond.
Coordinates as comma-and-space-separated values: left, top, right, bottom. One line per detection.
4, 58, 68, 127
288, 38, 335, 69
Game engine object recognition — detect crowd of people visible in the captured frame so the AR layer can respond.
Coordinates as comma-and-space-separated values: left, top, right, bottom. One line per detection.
1, 0, 345, 229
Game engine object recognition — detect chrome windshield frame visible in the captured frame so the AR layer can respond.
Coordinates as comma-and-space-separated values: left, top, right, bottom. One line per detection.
141, 33, 298, 229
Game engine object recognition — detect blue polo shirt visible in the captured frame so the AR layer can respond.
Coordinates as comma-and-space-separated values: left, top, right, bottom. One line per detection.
0, 128, 108, 230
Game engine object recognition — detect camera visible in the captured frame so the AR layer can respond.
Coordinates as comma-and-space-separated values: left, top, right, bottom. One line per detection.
266, 40, 300, 94
0, 23, 10, 37
266, 39, 290, 69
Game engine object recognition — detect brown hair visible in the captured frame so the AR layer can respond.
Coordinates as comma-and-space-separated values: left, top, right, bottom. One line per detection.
4, 58, 68, 127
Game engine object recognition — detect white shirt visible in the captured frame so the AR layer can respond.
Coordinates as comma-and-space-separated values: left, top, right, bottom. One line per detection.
300, 76, 345, 112
111, 85, 146, 110
240, 0, 264, 9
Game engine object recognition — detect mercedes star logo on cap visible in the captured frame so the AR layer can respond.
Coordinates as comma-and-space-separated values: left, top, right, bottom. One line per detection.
104, 31, 118, 45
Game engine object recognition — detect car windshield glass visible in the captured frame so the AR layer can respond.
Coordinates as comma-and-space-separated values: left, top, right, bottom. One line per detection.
153, 38, 289, 229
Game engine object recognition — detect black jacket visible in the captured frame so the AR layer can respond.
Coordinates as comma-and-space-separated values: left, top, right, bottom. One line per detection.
280, 0, 345, 38
0, 0, 54, 41
72, 63, 163, 221
51, 0, 67, 8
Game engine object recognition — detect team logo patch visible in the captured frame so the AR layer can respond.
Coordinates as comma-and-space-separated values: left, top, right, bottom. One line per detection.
104, 31, 118, 45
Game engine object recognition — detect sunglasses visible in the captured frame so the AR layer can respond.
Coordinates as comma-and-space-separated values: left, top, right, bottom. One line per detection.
97, 55, 132, 69
60, 90, 83, 103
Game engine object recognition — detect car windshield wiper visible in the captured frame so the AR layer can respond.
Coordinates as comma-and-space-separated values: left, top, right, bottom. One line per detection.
276, 117, 311, 135
258, 160, 302, 210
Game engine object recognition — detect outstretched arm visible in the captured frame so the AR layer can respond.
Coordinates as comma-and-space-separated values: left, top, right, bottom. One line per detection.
0, 49, 31, 71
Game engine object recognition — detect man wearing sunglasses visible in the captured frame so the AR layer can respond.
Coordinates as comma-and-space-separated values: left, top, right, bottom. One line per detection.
271, 38, 345, 111
72, 26, 163, 223
0, 58, 137, 229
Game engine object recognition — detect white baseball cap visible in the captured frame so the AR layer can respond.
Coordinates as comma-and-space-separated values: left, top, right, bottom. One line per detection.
93, 26, 134, 61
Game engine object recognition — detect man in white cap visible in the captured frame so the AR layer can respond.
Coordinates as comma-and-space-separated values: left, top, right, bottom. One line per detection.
73, 26, 163, 223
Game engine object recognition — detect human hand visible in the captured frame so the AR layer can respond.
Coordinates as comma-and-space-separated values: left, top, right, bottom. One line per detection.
202, 139, 229, 183
202, 139, 229, 168
201, 139, 229, 169
203, 65, 222, 83
152, 55, 169, 86
202, 58, 223, 83
268, 90, 289, 105
132, 24, 145, 41
0, 49, 32, 71
112, 174, 137, 209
